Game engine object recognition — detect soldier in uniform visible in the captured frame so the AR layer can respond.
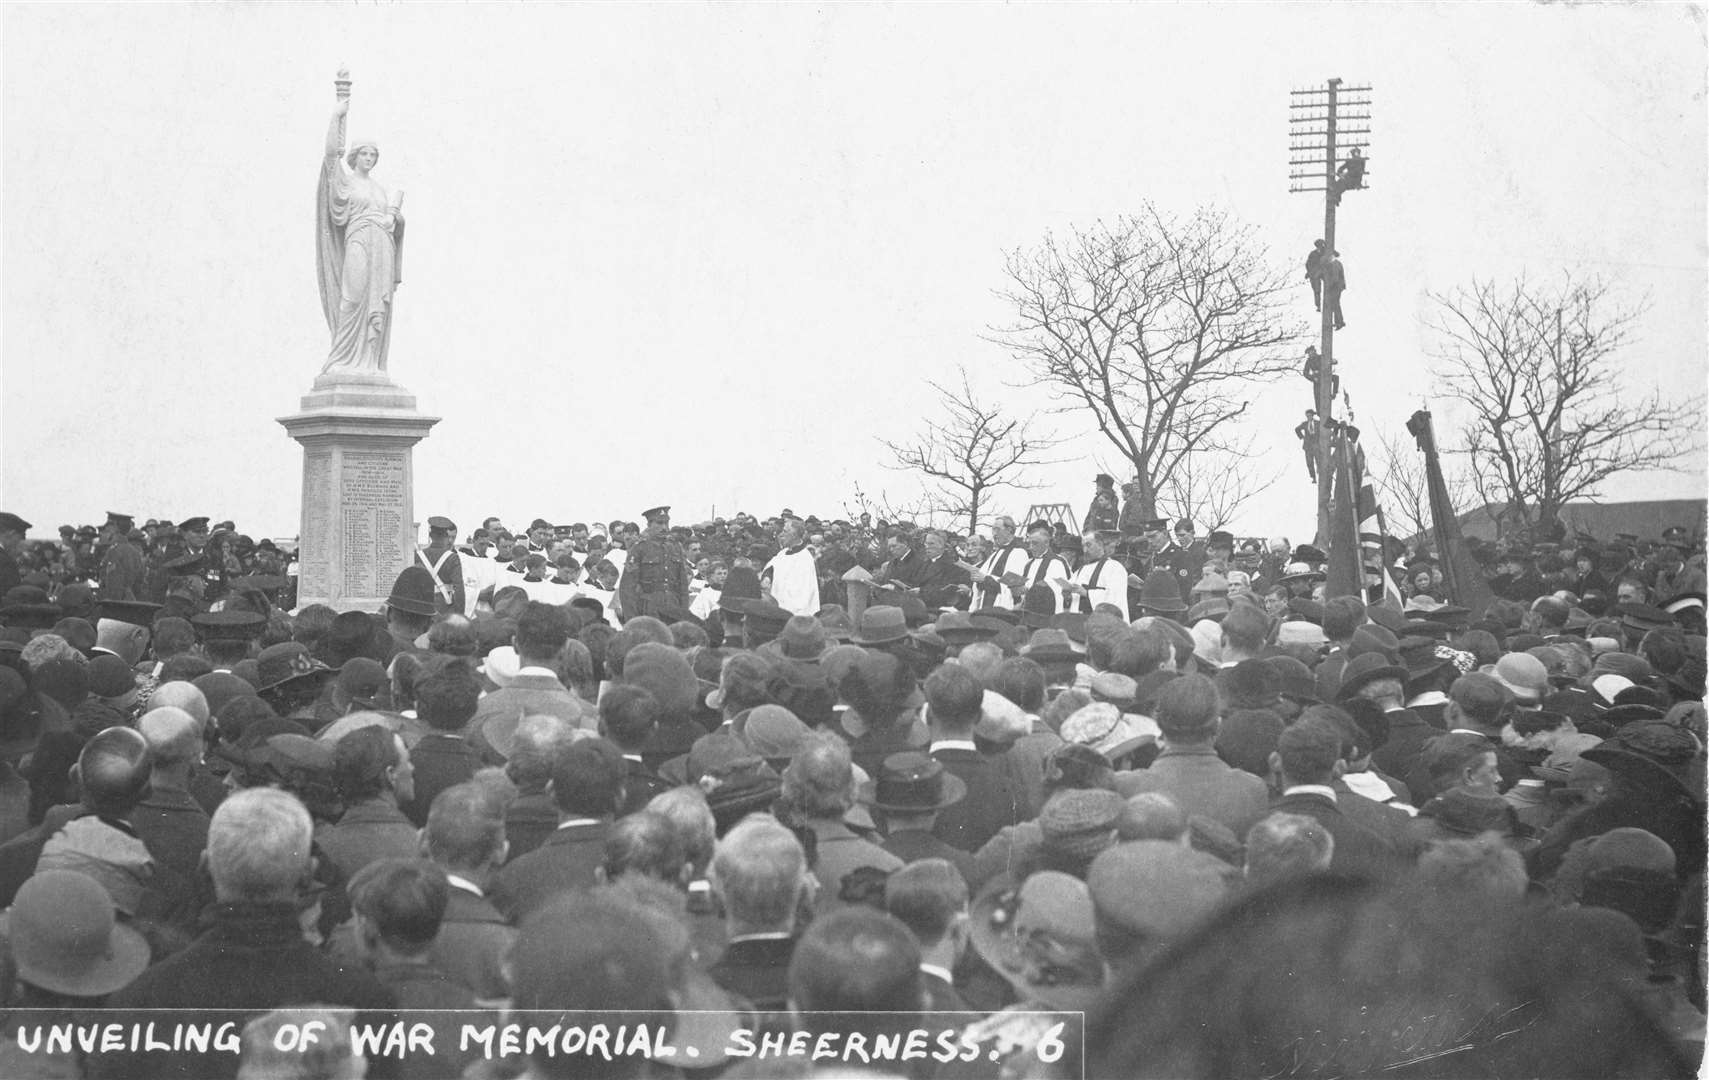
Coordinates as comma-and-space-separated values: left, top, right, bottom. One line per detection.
160, 551, 211, 619
173, 516, 226, 600
0, 512, 29, 598
416, 516, 465, 616
96, 512, 147, 601
617, 506, 688, 620
179, 516, 211, 560
1083, 473, 1121, 535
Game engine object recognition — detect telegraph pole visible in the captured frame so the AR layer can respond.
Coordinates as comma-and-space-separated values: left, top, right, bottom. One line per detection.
1289, 78, 1371, 546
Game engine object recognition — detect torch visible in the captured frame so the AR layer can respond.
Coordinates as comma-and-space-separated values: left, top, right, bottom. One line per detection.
334, 67, 351, 146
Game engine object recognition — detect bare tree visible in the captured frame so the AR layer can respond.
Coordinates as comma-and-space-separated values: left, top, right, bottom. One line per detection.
841, 481, 947, 531
990, 204, 1309, 520
880, 366, 1060, 534
1155, 437, 1280, 534
1368, 425, 1473, 544
1426, 274, 1704, 538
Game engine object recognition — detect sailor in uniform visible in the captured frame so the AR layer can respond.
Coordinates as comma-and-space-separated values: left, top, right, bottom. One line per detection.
417, 516, 465, 617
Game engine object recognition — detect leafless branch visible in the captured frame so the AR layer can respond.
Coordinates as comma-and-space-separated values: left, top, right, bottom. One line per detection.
1425, 273, 1704, 540
880, 365, 1063, 533
989, 204, 1311, 519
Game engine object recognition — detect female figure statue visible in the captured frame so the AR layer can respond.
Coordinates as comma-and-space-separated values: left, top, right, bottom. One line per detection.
316, 87, 404, 375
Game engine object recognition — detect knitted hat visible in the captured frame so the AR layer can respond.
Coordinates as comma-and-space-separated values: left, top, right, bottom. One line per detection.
1039, 789, 1126, 862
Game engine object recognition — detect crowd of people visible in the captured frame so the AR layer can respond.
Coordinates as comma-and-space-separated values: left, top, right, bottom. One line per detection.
0, 495, 1702, 1079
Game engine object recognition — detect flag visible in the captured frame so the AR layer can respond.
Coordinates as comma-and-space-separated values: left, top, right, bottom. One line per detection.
1325, 430, 1363, 601
1408, 409, 1495, 614
1357, 483, 1406, 611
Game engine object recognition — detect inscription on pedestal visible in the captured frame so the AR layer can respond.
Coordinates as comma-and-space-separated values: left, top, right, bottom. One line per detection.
300, 450, 333, 600
340, 451, 408, 600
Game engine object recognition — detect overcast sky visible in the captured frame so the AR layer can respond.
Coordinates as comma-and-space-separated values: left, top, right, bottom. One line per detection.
3, 3, 1704, 543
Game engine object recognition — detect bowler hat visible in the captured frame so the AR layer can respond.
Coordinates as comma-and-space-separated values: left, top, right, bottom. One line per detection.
1335, 652, 1409, 701
0, 870, 149, 997
387, 566, 439, 617
858, 751, 967, 813
718, 567, 763, 613
1137, 571, 1187, 614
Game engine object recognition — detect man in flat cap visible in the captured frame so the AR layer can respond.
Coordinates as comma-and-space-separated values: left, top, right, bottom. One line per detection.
97, 513, 147, 602
1083, 474, 1120, 535
617, 506, 687, 621
417, 516, 465, 617
0, 512, 29, 597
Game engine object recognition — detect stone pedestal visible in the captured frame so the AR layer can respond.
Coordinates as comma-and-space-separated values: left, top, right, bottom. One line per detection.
279, 374, 439, 612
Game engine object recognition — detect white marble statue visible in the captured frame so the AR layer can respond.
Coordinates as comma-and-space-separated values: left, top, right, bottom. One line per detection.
316, 70, 405, 376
